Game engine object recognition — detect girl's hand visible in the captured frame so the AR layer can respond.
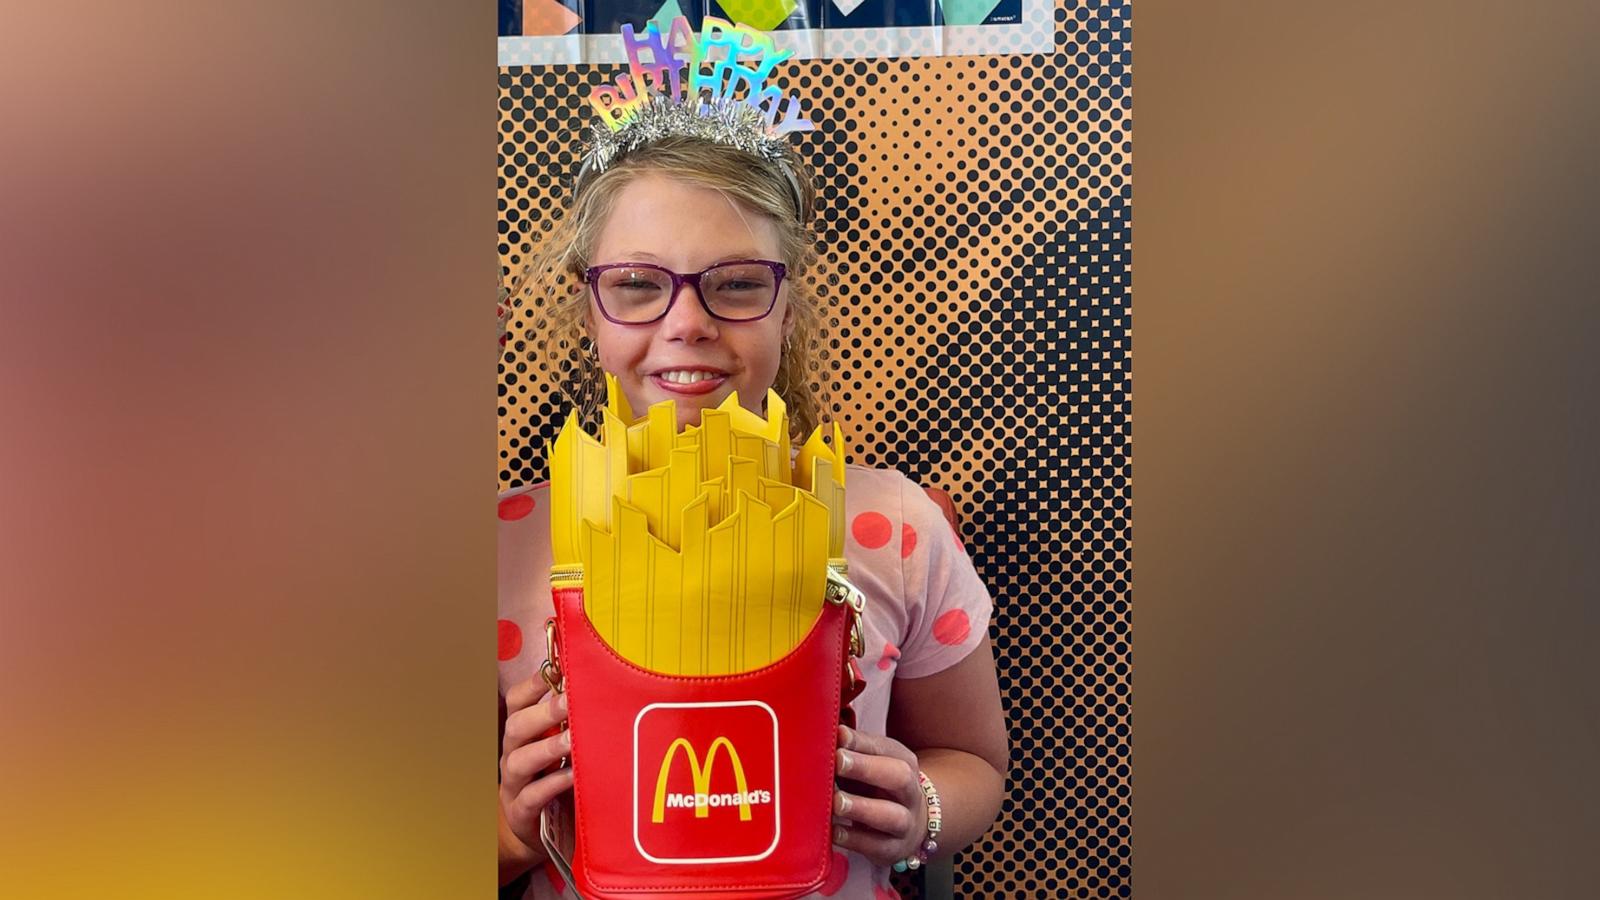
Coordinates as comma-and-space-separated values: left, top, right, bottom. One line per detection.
499, 677, 575, 851
831, 725, 928, 868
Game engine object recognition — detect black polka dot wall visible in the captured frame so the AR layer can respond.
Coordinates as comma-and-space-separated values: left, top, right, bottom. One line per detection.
499, 2, 1130, 897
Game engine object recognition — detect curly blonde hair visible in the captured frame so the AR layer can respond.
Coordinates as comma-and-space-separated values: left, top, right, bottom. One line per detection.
511, 136, 830, 439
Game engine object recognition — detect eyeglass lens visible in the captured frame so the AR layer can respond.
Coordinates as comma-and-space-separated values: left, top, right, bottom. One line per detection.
595, 263, 778, 322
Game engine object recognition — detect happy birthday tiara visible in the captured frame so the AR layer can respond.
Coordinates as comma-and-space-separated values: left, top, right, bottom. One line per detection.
575, 16, 815, 217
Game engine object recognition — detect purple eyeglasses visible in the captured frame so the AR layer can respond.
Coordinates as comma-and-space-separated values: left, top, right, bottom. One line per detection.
584, 259, 788, 325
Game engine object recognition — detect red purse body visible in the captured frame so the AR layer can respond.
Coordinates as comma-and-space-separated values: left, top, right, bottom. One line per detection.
545, 582, 861, 899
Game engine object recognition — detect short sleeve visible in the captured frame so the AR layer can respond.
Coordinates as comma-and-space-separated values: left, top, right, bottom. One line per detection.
890, 474, 994, 679
498, 482, 553, 697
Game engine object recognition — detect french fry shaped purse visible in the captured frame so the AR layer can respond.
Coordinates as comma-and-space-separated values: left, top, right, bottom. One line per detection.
539, 376, 866, 899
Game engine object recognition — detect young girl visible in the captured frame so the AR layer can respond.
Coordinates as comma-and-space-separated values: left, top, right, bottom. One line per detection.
498, 52, 1007, 900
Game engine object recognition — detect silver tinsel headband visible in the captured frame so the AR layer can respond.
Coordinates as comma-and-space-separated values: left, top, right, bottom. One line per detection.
573, 16, 814, 218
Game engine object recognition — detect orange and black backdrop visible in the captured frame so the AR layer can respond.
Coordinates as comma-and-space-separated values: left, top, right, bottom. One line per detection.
498, 2, 1130, 896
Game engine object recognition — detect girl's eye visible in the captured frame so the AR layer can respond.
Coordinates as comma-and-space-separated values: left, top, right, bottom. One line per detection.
603, 272, 668, 293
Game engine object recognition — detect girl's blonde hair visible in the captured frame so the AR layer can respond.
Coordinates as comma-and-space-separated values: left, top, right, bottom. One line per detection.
513, 136, 829, 438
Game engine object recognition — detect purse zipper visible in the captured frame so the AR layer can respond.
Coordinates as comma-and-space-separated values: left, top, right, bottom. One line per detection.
549, 563, 584, 590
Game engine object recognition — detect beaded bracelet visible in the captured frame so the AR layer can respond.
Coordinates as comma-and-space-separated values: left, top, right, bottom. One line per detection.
892, 770, 943, 873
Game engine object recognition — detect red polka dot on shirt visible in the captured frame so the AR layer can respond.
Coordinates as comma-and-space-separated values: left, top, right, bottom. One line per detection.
819, 850, 849, 895
497, 619, 523, 661
901, 522, 918, 558
498, 493, 535, 521
932, 609, 972, 646
877, 641, 901, 671
851, 511, 893, 549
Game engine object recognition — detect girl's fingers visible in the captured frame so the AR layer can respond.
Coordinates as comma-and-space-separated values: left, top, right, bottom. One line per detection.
833, 789, 916, 839
501, 690, 568, 754
837, 725, 919, 773
501, 730, 573, 789
831, 821, 902, 866
504, 676, 551, 713
506, 766, 575, 828
835, 746, 916, 797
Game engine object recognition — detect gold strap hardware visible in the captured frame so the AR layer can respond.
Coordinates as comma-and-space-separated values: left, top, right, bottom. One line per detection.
542, 564, 581, 693
540, 617, 564, 695
824, 560, 866, 660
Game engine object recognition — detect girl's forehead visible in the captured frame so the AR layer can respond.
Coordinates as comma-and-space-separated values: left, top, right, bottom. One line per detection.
612, 173, 739, 211
597, 176, 782, 256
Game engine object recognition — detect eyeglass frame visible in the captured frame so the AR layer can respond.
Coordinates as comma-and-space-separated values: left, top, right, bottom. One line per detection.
582, 259, 789, 325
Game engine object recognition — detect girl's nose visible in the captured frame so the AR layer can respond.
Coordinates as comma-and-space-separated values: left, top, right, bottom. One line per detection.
657, 281, 719, 343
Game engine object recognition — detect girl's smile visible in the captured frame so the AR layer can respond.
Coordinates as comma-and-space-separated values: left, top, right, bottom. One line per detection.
648, 367, 730, 396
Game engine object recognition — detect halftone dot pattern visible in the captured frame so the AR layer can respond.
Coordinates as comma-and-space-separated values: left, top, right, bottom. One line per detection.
498, 2, 1130, 896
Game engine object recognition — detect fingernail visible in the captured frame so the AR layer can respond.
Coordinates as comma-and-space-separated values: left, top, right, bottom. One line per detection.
834, 826, 847, 844
556, 692, 568, 714
839, 726, 854, 749
836, 749, 852, 773
835, 791, 851, 815
560, 730, 572, 752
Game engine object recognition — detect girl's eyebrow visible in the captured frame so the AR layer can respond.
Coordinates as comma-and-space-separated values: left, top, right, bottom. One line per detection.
605, 251, 775, 267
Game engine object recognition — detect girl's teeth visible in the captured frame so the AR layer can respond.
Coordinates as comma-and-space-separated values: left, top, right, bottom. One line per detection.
663, 371, 715, 384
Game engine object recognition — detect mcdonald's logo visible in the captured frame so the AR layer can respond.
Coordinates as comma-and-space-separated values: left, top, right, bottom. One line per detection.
634, 700, 781, 863
652, 736, 774, 822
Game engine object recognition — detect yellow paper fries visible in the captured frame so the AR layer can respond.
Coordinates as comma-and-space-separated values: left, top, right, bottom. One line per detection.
549, 376, 845, 675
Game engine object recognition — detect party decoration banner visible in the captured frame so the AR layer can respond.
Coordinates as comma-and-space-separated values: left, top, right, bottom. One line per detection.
498, 0, 1053, 65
